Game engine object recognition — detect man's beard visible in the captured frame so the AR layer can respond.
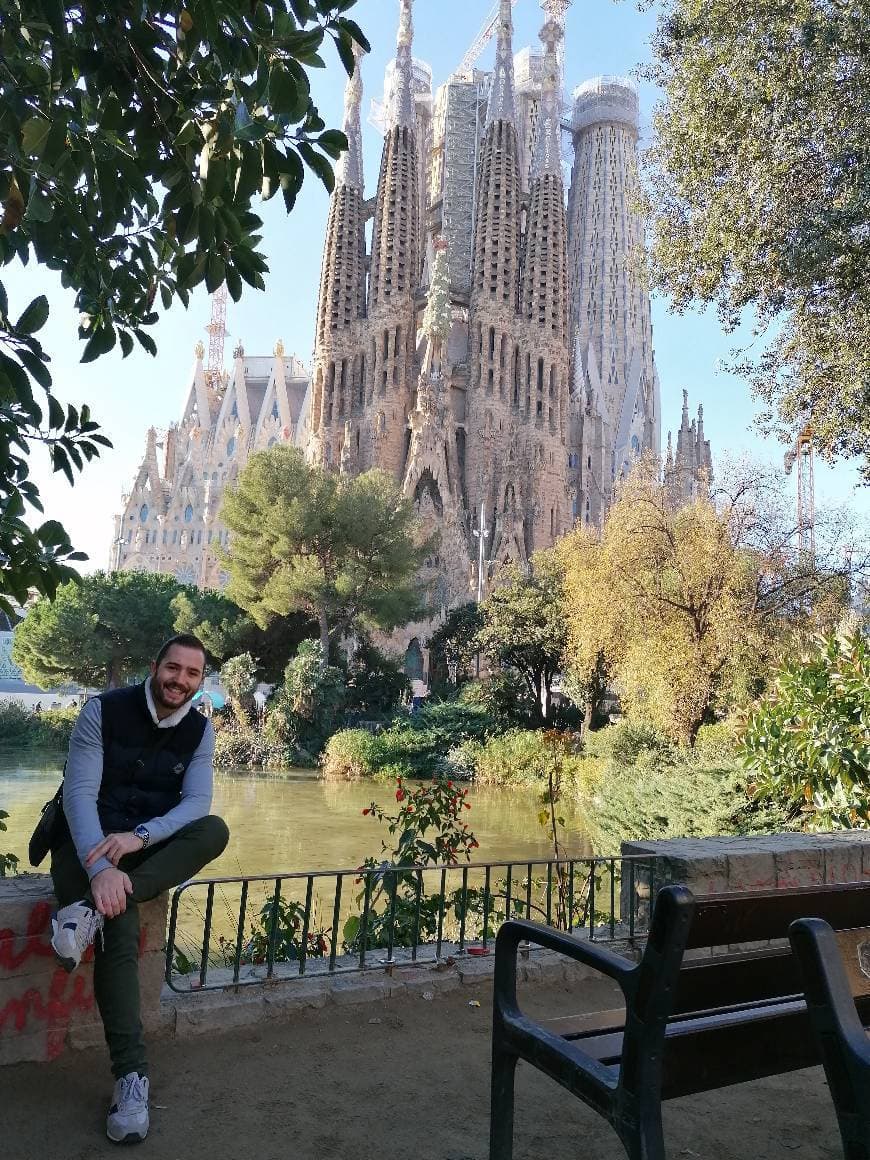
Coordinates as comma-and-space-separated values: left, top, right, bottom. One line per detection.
153, 676, 193, 710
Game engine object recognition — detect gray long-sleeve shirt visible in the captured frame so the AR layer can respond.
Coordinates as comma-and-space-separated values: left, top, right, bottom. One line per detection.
63, 686, 216, 880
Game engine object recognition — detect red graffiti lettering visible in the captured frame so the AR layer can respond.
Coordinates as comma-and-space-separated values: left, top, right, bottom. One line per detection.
1, 901, 153, 1062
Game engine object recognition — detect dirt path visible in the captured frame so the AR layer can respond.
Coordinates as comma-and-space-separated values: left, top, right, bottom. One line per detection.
3, 976, 842, 1160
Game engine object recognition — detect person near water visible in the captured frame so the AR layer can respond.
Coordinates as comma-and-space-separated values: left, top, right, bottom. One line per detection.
49, 633, 229, 1144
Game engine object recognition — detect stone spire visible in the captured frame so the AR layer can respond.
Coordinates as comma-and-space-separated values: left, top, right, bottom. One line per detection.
522, 18, 568, 347
471, 0, 520, 308
530, 19, 562, 180
310, 40, 367, 465
487, 0, 517, 127
363, 0, 421, 477
335, 41, 365, 190
386, 0, 415, 131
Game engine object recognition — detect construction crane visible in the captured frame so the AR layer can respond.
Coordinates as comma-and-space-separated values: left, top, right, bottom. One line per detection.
784, 426, 815, 558
204, 285, 228, 393
455, 0, 520, 78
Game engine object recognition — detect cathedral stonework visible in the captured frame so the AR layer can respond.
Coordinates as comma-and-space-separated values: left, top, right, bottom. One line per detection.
113, 0, 712, 654
112, 343, 309, 587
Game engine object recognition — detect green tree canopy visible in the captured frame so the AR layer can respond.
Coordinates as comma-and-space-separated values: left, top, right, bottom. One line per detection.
0, 1, 368, 610
12, 569, 184, 689
221, 445, 434, 652
426, 602, 484, 689
477, 550, 568, 725
170, 585, 313, 682
643, 0, 870, 476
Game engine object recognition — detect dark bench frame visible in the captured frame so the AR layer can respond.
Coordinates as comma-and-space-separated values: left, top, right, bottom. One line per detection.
790, 916, 870, 1160
491, 882, 870, 1160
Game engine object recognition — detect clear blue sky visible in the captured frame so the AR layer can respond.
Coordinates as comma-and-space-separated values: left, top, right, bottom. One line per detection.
7, 0, 868, 570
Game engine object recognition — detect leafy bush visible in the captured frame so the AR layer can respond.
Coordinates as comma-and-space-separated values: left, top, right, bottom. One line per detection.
371, 702, 493, 781
693, 721, 740, 765
212, 715, 291, 770
458, 674, 539, 729
345, 641, 410, 717
266, 640, 346, 761
320, 728, 380, 781
577, 720, 789, 854
0, 701, 78, 749
742, 633, 870, 829
583, 720, 677, 767
472, 729, 580, 788
321, 702, 493, 781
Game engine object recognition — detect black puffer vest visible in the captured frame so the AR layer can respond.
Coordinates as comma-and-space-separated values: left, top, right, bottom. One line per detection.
96, 683, 208, 833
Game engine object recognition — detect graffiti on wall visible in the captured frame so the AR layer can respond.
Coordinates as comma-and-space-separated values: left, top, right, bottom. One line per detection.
0, 898, 147, 1062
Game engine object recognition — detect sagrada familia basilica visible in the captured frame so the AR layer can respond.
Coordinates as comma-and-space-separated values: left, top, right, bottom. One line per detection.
112, 0, 713, 663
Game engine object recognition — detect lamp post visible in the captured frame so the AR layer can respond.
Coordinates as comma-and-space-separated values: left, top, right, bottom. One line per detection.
472, 500, 490, 678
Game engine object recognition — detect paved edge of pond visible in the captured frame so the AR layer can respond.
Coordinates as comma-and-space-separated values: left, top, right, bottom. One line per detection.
127, 941, 639, 1047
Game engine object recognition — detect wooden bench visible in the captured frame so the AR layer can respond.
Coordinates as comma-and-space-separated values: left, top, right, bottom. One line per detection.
490, 881, 870, 1160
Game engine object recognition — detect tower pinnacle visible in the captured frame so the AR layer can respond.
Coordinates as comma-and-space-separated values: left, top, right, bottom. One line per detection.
487, 0, 517, 126
531, 19, 562, 179
386, 0, 415, 130
335, 41, 365, 190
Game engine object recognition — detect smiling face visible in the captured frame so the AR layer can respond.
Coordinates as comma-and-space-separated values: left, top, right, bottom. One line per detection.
149, 644, 206, 717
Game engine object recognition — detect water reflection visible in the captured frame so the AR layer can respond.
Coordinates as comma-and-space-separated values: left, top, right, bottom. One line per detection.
0, 755, 590, 876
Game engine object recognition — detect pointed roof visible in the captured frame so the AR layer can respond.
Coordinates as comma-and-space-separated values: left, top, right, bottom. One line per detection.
335, 41, 365, 190
487, 0, 516, 126
530, 19, 562, 179
386, 0, 415, 130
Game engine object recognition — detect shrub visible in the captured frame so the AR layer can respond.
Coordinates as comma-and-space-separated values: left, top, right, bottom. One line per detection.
345, 641, 409, 717
212, 715, 290, 770
0, 701, 78, 749
322, 702, 493, 782
473, 729, 573, 788
577, 722, 789, 854
321, 728, 380, 781
742, 633, 870, 829
266, 641, 346, 760
693, 721, 740, 766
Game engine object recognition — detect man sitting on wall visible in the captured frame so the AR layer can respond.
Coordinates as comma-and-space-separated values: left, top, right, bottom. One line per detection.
49, 633, 229, 1144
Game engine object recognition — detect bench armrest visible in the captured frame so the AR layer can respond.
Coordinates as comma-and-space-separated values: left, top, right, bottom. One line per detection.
494, 918, 637, 1014
789, 917, 870, 1066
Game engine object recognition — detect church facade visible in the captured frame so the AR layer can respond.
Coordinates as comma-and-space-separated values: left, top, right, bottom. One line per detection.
112, 0, 712, 659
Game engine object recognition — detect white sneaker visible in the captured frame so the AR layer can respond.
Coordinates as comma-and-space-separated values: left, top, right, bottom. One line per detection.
106, 1072, 149, 1144
50, 899, 104, 972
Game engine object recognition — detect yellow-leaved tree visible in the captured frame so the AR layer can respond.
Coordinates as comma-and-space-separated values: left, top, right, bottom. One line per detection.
559, 460, 861, 744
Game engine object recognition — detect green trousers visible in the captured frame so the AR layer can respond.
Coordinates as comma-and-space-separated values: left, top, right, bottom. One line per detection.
50, 814, 229, 1079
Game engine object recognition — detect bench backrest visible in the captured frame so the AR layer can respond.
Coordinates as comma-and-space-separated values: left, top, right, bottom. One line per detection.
617, 881, 870, 1104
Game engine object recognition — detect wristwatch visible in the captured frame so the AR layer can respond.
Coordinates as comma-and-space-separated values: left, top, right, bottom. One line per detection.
133, 824, 150, 849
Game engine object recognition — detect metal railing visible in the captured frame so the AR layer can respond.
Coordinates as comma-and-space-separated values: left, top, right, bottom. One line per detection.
164, 854, 662, 994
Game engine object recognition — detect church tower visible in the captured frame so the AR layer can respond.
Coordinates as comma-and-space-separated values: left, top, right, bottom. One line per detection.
466, 0, 528, 575
362, 0, 421, 478
309, 42, 367, 473
664, 389, 713, 505
567, 77, 661, 528
518, 14, 571, 553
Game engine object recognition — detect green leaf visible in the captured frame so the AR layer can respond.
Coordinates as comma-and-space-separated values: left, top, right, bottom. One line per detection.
80, 324, 116, 363
15, 296, 50, 335
269, 64, 299, 116
317, 129, 347, 161
134, 329, 157, 356
21, 117, 51, 157
298, 142, 334, 193
205, 253, 226, 294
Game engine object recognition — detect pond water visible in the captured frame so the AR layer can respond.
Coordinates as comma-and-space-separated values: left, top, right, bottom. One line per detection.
0, 750, 591, 877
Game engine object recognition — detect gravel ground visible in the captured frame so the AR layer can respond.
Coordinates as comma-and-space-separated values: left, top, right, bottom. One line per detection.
3, 975, 843, 1160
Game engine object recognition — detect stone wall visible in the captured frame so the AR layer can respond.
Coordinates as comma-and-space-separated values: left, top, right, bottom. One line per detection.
620, 830, 870, 931
0, 875, 167, 1067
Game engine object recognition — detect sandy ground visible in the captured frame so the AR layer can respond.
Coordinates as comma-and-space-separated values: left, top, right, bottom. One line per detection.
3, 975, 843, 1160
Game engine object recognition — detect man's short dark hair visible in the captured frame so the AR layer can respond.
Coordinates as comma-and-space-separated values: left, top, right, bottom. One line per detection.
154, 633, 208, 671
